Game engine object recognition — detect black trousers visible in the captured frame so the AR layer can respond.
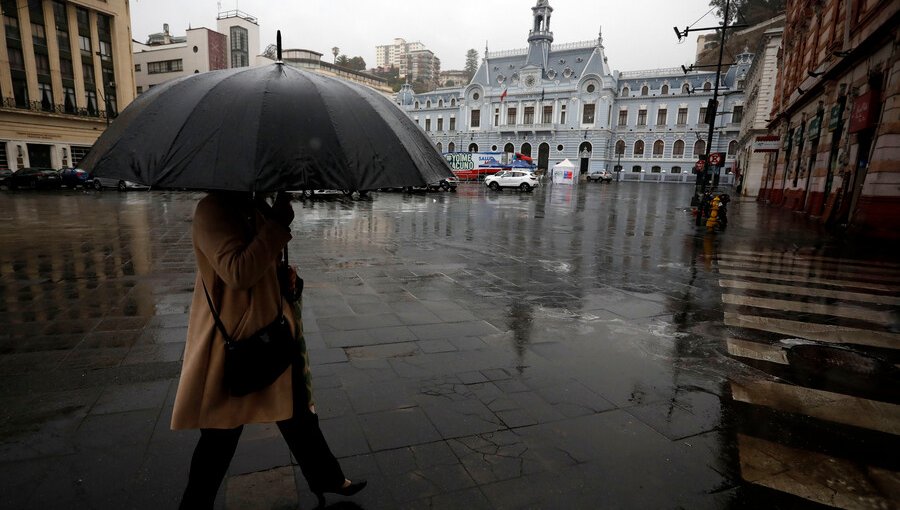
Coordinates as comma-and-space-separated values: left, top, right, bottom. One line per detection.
179, 365, 344, 510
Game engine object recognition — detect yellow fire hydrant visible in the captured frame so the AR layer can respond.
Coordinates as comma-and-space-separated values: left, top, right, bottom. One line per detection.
706, 195, 721, 231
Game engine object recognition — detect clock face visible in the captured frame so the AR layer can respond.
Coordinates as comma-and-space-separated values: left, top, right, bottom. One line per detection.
524, 75, 536, 88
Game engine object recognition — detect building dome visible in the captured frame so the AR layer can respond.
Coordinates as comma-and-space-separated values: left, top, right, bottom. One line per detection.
396, 83, 415, 106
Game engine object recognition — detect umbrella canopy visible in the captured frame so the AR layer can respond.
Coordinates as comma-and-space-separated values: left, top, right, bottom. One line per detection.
78, 63, 453, 192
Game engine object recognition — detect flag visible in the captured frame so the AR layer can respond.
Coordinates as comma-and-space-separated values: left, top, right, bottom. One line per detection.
500, 88, 507, 102
541, 88, 545, 101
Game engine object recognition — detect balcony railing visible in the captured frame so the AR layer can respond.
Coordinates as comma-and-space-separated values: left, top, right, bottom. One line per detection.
1, 96, 109, 119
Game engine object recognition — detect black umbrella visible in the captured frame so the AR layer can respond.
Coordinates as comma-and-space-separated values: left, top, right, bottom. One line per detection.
78, 34, 452, 192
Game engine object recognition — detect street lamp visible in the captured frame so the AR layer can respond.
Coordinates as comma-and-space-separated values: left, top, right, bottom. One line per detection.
616, 148, 623, 181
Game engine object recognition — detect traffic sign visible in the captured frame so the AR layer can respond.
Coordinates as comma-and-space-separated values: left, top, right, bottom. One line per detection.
709, 152, 724, 166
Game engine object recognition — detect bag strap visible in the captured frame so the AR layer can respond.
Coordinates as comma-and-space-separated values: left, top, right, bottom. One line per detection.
201, 259, 287, 346
202, 279, 235, 346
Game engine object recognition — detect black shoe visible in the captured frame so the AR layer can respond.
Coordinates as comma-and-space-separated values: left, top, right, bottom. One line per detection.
314, 480, 367, 508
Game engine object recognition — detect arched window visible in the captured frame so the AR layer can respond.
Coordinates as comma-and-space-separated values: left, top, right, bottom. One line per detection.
468, 143, 478, 152
451, 98, 456, 106
632, 165, 642, 173
438, 99, 443, 107
671, 166, 682, 173
426, 100, 431, 108
520, 143, 532, 157
682, 83, 691, 94
703, 82, 711, 92
651, 166, 662, 173
641, 85, 649, 96
504, 142, 515, 153
633, 140, 644, 156
615, 140, 625, 155
621, 86, 629, 96
673, 140, 685, 157
448, 142, 456, 153
661, 84, 669, 95
728, 140, 738, 156
436, 142, 442, 152
653, 140, 664, 156
414, 101, 419, 110
693, 140, 706, 156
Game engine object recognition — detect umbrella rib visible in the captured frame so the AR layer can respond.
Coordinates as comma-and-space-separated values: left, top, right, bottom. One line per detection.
158, 69, 249, 186
304, 70, 355, 191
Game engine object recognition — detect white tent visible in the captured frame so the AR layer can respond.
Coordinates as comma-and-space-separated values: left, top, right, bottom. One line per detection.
551, 159, 577, 185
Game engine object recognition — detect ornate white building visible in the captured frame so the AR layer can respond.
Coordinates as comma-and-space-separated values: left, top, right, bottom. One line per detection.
396, 0, 752, 182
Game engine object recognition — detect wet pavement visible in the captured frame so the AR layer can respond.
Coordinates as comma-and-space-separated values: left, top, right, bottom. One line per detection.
0, 182, 898, 509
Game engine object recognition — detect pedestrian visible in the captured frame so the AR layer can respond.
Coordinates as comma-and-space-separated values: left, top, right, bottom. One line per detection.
171, 191, 366, 509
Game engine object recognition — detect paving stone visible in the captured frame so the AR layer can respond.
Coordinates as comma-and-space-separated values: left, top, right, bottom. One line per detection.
225, 466, 297, 510
359, 407, 442, 452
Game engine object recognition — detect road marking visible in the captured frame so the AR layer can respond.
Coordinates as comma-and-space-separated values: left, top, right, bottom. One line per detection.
725, 338, 788, 365
721, 250, 900, 269
717, 253, 900, 276
737, 434, 900, 508
716, 258, 900, 283
718, 279, 900, 306
724, 312, 900, 350
721, 293, 896, 326
731, 380, 900, 435
717, 268, 899, 293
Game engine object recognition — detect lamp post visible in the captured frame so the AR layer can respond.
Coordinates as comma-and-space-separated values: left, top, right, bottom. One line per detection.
616, 148, 623, 181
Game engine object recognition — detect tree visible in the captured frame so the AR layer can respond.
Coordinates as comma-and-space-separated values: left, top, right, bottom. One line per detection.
335, 55, 350, 68
262, 44, 277, 61
708, 0, 785, 26
412, 78, 431, 94
348, 56, 367, 71
464, 49, 479, 79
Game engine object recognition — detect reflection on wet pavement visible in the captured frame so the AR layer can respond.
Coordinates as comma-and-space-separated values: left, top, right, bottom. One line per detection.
0, 185, 897, 509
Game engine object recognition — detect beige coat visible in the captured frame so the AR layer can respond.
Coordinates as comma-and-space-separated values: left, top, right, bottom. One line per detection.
171, 193, 295, 430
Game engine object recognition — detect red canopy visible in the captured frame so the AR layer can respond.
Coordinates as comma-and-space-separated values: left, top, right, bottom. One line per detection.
515, 152, 533, 163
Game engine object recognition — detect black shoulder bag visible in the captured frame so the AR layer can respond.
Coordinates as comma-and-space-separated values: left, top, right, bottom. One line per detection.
202, 250, 297, 397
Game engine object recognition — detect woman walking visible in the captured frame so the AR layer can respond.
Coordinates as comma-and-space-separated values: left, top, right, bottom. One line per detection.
172, 191, 365, 509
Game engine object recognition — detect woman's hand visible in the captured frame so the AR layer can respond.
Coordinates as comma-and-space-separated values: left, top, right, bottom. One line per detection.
270, 192, 295, 229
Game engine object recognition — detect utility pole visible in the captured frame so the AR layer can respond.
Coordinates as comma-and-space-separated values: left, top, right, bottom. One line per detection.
675, 0, 746, 198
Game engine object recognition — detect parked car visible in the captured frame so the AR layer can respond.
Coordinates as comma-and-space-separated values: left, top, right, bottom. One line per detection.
587, 170, 613, 183
6, 167, 62, 190
91, 175, 150, 191
427, 176, 458, 192
0, 168, 12, 188
59, 168, 91, 188
484, 170, 539, 191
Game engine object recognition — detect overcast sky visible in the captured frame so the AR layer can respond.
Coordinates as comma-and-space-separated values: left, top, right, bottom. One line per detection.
131, 0, 718, 72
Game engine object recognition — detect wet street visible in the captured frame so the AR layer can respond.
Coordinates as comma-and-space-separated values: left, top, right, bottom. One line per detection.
1, 182, 898, 509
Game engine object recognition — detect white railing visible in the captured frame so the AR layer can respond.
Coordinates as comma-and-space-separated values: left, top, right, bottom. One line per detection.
485, 39, 597, 59
552, 40, 597, 51
486, 47, 528, 59
619, 67, 684, 79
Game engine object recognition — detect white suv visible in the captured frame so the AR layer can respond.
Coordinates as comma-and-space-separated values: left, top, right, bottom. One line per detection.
484, 170, 540, 192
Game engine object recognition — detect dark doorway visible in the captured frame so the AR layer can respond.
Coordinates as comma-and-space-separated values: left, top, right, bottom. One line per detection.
578, 141, 592, 175
537, 143, 550, 172
520, 143, 532, 157
27, 144, 52, 168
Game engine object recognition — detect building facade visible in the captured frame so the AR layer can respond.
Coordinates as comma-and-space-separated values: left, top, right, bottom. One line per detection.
736, 24, 784, 198
396, 0, 747, 181
407, 48, 440, 88
761, 0, 899, 238
439, 69, 469, 88
132, 10, 258, 95
0, 0, 136, 171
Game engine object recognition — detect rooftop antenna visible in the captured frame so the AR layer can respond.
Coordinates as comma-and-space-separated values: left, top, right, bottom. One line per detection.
276, 30, 283, 64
